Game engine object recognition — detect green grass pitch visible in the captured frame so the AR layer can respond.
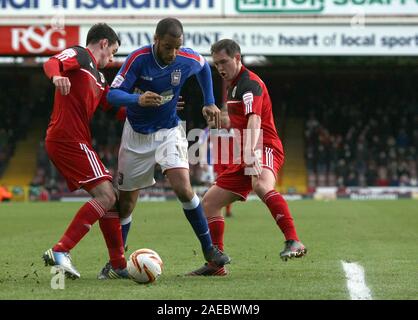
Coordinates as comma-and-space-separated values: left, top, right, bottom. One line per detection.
0, 200, 417, 300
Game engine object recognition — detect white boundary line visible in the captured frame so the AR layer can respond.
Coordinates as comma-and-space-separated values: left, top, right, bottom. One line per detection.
341, 260, 372, 300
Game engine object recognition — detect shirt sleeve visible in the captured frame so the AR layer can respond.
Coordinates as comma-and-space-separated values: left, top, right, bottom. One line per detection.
43, 47, 81, 79
110, 50, 142, 93
195, 59, 215, 106
240, 79, 263, 117
43, 47, 89, 79
107, 50, 142, 107
100, 86, 127, 122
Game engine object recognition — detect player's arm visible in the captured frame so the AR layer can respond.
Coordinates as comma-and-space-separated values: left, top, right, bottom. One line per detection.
107, 52, 162, 108
244, 114, 262, 176
194, 59, 221, 128
242, 80, 264, 176
43, 47, 84, 96
100, 85, 127, 122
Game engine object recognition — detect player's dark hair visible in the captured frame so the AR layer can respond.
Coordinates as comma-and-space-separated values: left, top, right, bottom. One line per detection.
86, 23, 121, 46
155, 17, 183, 38
211, 39, 241, 57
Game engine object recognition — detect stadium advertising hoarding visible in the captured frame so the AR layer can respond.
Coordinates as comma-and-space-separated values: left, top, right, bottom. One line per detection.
0, 0, 221, 16
0, 25, 79, 55
1, 24, 418, 56
81, 25, 418, 56
0, 0, 418, 16
226, 0, 418, 15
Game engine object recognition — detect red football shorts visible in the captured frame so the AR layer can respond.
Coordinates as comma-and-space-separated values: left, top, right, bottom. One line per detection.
45, 140, 112, 192
214, 163, 229, 179
215, 146, 284, 200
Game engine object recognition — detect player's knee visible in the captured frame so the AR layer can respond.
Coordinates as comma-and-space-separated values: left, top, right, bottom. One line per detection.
97, 191, 117, 210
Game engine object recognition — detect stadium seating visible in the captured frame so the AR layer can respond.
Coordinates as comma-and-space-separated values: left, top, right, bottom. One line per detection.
303, 79, 417, 188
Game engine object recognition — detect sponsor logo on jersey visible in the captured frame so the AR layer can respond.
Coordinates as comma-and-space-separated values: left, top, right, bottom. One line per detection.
140, 75, 153, 81
171, 69, 181, 86
111, 75, 124, 88
160, 89, 174, 104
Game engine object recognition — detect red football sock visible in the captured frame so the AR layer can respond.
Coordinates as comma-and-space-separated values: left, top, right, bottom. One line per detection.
263, 190, 299, 241
99, 210, 127, 270
53, 199, 106, 252
207, 216, 225, 251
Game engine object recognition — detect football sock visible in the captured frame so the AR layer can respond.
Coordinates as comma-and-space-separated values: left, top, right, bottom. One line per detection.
207, 216, 225, 251
99, 210, 127, 270
263, 190, 299, 241
120, 215, 132, 248
53, 199, 106, 252
182, 193, 213, 252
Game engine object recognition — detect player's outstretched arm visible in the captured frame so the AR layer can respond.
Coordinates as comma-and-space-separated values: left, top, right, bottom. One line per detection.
44, 58, 71, 96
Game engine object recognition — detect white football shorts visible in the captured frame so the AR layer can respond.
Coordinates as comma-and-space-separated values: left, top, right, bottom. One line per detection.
117, 120, 189, 191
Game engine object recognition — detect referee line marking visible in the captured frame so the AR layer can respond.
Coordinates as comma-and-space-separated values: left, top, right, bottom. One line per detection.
341, 260, 372, 300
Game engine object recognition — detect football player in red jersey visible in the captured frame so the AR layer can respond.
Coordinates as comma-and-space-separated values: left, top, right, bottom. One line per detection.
42, 23, 128, 279
189, 39, 307, 276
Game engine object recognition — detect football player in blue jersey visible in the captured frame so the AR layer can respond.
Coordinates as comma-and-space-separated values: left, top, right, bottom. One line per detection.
100, 17, 230, 278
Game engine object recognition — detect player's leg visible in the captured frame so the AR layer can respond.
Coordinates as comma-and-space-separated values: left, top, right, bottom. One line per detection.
215, 164, 233, 217
96, 189, 139, 280
201, 185, 241, 252
165, 168, 230, 267
157, 125, 230, 267
93, 183, 129, 279
42, 141, 116, 278
188, 166, 249, 276
118, 189, 140, 249
252, 153, 307, 261
112, 119, 157, 251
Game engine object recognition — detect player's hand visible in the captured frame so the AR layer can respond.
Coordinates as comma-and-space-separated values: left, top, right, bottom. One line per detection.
52, 76, 71, 96
202, 104, 221, 128
244, 149, 262, 177
138, 91, 163, 107
176, 96, 185, 111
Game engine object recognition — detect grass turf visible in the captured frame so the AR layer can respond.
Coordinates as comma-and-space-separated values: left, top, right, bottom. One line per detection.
0, 200, 417, 300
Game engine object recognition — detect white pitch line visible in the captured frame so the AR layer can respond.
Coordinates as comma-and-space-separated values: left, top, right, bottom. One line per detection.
341, 260, 372, 300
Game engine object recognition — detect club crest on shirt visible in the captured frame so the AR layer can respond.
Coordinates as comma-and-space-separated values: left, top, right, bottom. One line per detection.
171, 69, 181, 86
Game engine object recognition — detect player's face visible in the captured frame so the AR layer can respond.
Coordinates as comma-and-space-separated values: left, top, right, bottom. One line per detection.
155, 34, 183, 65
212, 50, 241, 82
98, 39, 119, 68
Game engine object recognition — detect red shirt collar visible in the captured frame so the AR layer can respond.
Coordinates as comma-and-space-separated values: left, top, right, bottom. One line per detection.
229, 65, 246, 88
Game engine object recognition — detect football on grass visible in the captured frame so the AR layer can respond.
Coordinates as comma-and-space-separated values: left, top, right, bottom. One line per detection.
127, 248, 163, 284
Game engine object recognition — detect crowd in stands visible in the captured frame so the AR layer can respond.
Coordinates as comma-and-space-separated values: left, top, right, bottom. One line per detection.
0, 79, 40, 176
303, 77, 417, 189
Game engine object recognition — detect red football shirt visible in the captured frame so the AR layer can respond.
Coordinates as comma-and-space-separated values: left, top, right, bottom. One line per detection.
44, 46, 113, 144
226, 66, 283, 156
